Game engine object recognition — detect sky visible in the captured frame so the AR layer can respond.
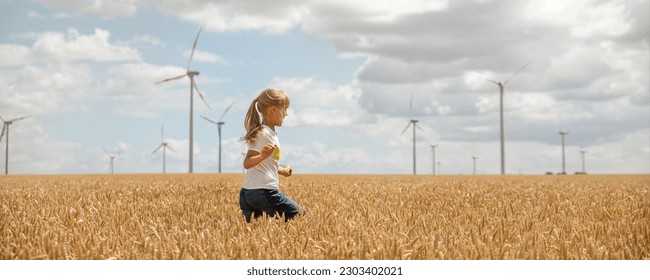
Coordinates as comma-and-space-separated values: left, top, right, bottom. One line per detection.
0, 0, 648, 175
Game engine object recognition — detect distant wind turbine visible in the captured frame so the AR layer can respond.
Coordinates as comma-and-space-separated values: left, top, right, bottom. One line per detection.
472, 155, 478, 175
102, 148, 120, 175
1, 115, 31, 175
559, 130, 569, 175
151, 124, 175, 174
402, 94, 423, 175
155, 27, 212, 174
580, 148, 587, 174
486, 58, 535, 175
429, 143, 438, 175
202, 102, 234, 173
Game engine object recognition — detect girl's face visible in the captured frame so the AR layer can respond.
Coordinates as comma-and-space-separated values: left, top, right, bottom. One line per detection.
266, 105, 288, 127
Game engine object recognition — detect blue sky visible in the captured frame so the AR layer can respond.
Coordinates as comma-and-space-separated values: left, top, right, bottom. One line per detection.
1, 0, 648, 175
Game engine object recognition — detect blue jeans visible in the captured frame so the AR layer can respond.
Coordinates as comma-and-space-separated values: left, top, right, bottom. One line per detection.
239, 188, 302, 222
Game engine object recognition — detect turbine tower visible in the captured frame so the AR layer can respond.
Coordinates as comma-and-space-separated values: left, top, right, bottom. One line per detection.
580, 148, 587, 174
151, 124, 175, 173
559, 130, 569, 175
486, 58, 534, 175
202, 102, 234, 173
1, 115, 31, 175
102, 148, 120, 175
402, 94, 422, 175
155, 27, 212, 173
472, 155, 478, 175
430, 143, 437, 175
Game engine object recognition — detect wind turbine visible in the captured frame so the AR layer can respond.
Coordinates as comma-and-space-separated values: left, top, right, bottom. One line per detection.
102, 148, 120, 175
202, 102, 234, 173
429, 143, 438, 175
155, 27, 212, 174
486, 58, 535, 175
151, 124, 175, 174
559, 130, 569, 175
1, 115, 31, 175
580, 148, 587, 174
402, 94, 423, 175
472, 155, 478, 175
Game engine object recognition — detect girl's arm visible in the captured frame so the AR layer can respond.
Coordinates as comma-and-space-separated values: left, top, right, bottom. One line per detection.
243, 144, 276, 169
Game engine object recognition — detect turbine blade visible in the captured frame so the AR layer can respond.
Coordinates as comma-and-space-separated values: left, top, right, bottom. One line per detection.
401, 122, 412, 135
218, 102, 234, 122
9, 115, 31, 122
415, 123, 426, 133
504, 57, 536, 85
155, 74, 187, 84
0, 124, 6, 143
187, 27, 203, 71
167, 144, 176, 153
193, 81, 212, 110
151, 144, 163, 156
0, 115, 5, 122
486, 79, 499, 85
160, 124, 164, 142
201, 115, 218, 125
102, 148, 111, 157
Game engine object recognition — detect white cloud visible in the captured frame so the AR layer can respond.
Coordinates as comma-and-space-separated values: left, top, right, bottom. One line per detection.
0, 63, 94, 115
38, 0, 137, 18
31, 28, 142, 63
524, 0, 634, 39
587, 128, 650, 174
283, 141, 372, 174
123, 34, 165, 49
183, 49, 229, 65
27, 10, 69, 19
0, 44, 30, 67
1, 28, 142, 66
312, 0, 448, 24
0, 120, 96, 174
156, 0, 448, 34
356, 56, 452, 84
159, 0, 307, 34
270, 76, 365, 126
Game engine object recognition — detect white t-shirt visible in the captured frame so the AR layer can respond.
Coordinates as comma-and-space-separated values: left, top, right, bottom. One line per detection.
242, 125, 281, 190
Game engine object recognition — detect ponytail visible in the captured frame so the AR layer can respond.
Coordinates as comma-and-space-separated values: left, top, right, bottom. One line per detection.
240, 99, 264, 144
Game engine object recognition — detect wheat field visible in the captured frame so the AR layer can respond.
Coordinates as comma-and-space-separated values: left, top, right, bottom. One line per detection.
1, 173, 648, 260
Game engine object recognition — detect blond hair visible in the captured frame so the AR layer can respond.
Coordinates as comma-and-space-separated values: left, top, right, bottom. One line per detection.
240, 88, 290, 144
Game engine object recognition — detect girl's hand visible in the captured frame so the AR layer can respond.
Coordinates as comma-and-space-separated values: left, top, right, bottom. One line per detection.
260, 144, 276, 159
280, 165, 292, 177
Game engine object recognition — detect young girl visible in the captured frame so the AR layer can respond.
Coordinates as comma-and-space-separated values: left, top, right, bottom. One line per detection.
239, 88, 303, 222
